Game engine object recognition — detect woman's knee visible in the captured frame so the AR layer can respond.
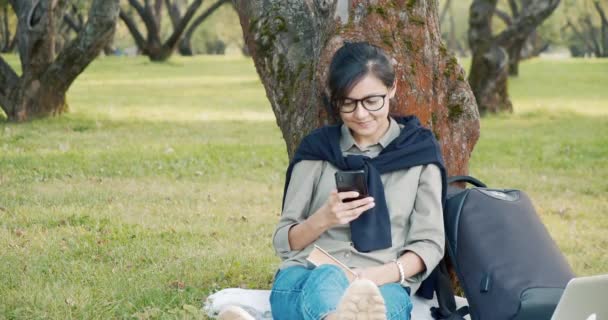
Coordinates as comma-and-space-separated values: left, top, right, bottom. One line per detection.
379, 283, 413, 320
299, 265, 350, 319
271, 266, 311, 292
304, 264, 350, 291
271, 266, 312, 320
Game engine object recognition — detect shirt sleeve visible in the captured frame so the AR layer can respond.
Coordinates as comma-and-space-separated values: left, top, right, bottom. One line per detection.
272, 160, 324, 260
400, 164, 445, 283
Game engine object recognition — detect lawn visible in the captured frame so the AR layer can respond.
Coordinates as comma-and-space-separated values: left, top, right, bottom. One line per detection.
1, 55, 607, 319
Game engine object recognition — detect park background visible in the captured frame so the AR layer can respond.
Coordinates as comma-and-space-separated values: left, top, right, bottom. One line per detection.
1, 0, 607, 319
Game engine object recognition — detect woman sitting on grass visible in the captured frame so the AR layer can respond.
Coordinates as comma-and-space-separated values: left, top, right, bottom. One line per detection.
221, 42, 446, 320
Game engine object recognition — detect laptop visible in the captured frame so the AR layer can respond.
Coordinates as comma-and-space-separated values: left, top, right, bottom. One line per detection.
551, 274, 608, 320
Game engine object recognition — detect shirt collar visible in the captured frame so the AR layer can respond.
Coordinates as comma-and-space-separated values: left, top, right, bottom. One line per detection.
339, 117, 400, 152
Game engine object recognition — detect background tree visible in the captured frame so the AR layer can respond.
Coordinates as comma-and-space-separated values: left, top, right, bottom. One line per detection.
0, 0, 120, 122
494, 1, 552, 75
0, 0, 17, 53
468, 0, 560, 114
233, 0, 480, 177
562, 0, 608, 57
176, 0, 230, 56
439, 0, 468, 56
62, 0, 116, 54
119, 0, 226, 61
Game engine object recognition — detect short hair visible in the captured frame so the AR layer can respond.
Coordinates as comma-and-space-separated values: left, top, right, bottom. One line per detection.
328, 42, 395, 108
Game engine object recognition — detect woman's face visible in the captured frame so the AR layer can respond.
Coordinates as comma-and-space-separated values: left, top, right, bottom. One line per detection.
338, 74, 396, 144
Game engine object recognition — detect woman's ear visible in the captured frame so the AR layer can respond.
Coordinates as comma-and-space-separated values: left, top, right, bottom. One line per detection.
388, 80, 397, 99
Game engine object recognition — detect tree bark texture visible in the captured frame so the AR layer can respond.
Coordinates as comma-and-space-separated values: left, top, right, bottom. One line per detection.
468, 0, 559, 114
0, 0, 120, 122
62, 4, 115, 55
495, 4, 549, 76
234, 0, 480, 177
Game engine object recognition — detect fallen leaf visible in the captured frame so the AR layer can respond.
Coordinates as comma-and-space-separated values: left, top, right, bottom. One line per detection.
65, 297, 76, 307
557, 207, 569, 217
182, 304, 198, 314
58, 143, 70, 152
169, 280, 185, 290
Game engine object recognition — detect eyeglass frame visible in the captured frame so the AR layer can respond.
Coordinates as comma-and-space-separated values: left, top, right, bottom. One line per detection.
337, 94, 388, 113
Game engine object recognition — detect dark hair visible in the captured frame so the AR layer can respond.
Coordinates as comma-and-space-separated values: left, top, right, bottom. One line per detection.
328, 42, 395, 108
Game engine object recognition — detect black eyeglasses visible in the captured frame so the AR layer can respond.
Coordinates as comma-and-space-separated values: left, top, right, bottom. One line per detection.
339, 94, 387, 113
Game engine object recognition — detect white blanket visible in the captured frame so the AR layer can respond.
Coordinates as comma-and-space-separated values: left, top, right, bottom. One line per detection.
203, 288, 469, 319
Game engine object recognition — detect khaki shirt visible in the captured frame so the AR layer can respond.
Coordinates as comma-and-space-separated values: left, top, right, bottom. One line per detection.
272, 118, 445, 293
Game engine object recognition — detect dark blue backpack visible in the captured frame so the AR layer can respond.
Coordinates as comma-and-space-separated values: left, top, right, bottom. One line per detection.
431, 176, 574, 320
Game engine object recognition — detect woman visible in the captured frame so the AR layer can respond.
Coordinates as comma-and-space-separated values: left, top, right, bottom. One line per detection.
222, 42, 446, 320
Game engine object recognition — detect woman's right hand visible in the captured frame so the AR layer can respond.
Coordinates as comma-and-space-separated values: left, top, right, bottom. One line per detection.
322, 189, 375, 227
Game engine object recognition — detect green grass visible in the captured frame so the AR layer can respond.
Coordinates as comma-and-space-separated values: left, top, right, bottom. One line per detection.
1, 55, 607, 319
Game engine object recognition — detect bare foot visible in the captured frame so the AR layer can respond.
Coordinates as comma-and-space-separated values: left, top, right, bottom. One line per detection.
335, 279, 386, 320
218, 305, 255, 320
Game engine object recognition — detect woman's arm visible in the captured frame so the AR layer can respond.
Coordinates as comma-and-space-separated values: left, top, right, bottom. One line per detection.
272, 161, 321, 258
273, 161, 375, 255
288, 190, 375, 250
356, 251, 425, 286
399, 164, 445, 282
356, 164, 445, 286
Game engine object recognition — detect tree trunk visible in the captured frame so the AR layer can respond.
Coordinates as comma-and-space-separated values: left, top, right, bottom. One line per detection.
494, 3, 547, 77
0, 0, 120, 122
178, 0, 230, 56
507, 39, 524, 76
1, 5, 10, 51
447, 1, 465, 57
468, 0, 512, 114
519, 30, 549, 59
178, 36, 194, 56
468, 0, 560, 114
120, 0, 218, 62
233, 0, 480, 177
468, 44, 511, 114
439, 0, 452, 26
583, 15, 602, 57
593, 0, 608, 57
564, 19, 597, 56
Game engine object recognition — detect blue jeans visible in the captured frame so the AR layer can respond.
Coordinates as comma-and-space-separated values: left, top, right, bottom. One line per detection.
270, 265, 412, 320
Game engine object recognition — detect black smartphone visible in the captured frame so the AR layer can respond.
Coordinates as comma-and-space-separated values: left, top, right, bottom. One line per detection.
334, 170, 369, 203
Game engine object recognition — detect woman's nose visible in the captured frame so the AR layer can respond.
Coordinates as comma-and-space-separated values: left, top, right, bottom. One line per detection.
353, 101, 369, 118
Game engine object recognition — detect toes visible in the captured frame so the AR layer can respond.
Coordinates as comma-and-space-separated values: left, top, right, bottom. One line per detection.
336, 279, 387, 320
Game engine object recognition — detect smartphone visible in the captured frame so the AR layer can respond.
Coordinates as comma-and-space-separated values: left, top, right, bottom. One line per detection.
334, 170, 369, 203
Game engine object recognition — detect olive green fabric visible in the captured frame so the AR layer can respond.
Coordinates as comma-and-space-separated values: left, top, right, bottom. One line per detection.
272, 118, 445, 294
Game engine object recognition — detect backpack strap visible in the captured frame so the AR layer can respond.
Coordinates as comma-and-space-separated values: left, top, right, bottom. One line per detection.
430, 175, 481, 319
430, 261, 470, 320
447, 175, 487, 188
